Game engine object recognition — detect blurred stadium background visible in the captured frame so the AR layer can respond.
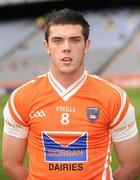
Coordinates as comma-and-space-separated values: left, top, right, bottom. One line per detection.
0, 0, 140, 93
0, 0, 140, 179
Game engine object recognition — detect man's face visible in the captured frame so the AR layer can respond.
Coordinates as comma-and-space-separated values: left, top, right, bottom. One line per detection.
44, 24, 90, 75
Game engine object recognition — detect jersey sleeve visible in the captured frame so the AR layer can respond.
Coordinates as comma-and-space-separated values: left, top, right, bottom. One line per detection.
3, 103, 29, 138
3, 87, 29, 138
110, 90, 138, 142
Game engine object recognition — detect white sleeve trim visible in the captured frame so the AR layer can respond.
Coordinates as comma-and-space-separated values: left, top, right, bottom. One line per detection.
10, 89, 25, 124
3, 103, 29, 139
110, 103, 138, 142
110, 90, 126, 127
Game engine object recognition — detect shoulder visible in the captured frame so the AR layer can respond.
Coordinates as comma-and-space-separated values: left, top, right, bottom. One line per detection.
87, 72, 124, 101
12, 74, 48, 100
5, 74, 49, 124
9, 73, 49, 113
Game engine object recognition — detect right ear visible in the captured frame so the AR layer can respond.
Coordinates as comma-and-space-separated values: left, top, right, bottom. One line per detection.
43, 40, 50, 55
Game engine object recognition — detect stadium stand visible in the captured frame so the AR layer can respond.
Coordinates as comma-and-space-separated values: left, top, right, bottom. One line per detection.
0, 19, 37, 59
0, 8, 140, 94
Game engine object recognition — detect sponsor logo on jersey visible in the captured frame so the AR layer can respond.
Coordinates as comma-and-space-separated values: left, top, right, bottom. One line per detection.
42, 131, 88, 162
5, 119, 22, 129
87, 107, 99, 122
114, 120, 135, 133
48, 163, 83, 171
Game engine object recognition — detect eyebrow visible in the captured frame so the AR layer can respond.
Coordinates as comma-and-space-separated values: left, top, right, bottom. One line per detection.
70, 36, 82, 39
51, 36, 82, 39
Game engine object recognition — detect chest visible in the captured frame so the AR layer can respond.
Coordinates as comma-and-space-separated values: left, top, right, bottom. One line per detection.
27, 94, 109, 139
27, 94, 111, 162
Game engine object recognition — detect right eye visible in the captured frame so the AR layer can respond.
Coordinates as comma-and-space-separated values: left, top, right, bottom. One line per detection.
52, 38, 62, 44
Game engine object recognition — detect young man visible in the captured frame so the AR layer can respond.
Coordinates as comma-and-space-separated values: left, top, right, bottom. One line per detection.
2, 8, 140, 180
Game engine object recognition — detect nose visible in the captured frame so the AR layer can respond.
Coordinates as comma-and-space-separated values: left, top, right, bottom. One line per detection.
63, 40, 71, 53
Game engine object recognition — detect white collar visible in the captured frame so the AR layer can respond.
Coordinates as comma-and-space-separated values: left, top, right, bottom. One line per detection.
48, 71, 87, 101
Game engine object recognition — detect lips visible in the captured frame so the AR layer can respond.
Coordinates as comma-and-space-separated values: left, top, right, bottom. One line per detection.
62, 57, 72, 61
61, 57, 72, 65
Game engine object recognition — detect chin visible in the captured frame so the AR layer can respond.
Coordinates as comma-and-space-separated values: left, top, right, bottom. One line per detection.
59, 67, 74, 73
60, 69, 75, 75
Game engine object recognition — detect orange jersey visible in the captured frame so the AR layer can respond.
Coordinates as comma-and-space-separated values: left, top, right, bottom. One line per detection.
3, 71, 138, 180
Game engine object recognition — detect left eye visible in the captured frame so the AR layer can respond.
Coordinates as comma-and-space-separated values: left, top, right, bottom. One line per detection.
71, 39, 80, 43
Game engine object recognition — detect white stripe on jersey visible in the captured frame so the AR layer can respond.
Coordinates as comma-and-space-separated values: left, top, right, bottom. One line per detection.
101, 135, 112, 180
8, 76, 41, 125
10, 89, 25, 124
110, 90, 127, 126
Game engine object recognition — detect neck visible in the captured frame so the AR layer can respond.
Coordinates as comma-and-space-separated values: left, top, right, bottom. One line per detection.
50, 69, 85, 88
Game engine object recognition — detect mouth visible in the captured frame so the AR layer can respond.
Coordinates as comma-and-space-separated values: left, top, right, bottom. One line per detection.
61, 57, 72, 64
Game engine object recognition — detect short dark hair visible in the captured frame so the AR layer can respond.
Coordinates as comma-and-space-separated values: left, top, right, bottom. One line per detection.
45, 8, 90, 41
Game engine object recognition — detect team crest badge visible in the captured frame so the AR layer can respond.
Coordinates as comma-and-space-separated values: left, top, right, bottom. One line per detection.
87, 107, 99, 122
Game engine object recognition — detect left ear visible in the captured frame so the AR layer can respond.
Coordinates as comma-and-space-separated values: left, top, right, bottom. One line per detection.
44, 40, 51, 55
84, 39, 91, 55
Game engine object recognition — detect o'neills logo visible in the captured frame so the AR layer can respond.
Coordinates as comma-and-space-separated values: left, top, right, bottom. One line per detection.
42, 131, 88, 162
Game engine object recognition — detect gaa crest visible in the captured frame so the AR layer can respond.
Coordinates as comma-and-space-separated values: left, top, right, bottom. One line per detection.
87, 107, 99, 122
